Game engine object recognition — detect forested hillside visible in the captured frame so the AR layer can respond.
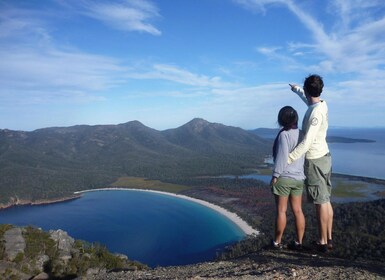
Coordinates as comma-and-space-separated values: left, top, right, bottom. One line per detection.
0, 118, 270, 205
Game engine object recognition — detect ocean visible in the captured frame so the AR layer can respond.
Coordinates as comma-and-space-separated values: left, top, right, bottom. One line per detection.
328, 128, 385, 180
0, 190, 244, 267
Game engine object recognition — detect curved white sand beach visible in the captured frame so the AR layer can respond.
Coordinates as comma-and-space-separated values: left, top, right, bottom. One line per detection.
74, 188, 259, 236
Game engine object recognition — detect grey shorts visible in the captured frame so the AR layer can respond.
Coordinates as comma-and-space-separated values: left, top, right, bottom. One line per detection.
305, 153, 332, 204
272, 177, 304, 197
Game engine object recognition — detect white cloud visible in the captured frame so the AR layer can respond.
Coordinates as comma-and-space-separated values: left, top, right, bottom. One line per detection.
236, 0, 385, 82
0, 47, 122, 97
66, 0, 162, 35
126, 64, 237, 89
232, 0, 288, 14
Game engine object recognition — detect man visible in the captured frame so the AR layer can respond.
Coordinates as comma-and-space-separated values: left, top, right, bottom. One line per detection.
288, 74, 333, 252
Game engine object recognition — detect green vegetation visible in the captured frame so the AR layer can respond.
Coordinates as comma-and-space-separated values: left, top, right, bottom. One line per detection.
332, 179, 367, 198
110, 177, 192, 193
23, 226, 57, 260
0, 226, 147, 279
0, 224, 13, 260
255, 168, 272, 175
0, 119, 270, 206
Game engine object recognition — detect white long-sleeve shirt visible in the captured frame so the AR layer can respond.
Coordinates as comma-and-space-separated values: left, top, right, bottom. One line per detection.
288, 86, 330, 163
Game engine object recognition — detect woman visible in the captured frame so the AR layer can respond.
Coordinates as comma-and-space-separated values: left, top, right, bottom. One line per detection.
271, 106, 305, 250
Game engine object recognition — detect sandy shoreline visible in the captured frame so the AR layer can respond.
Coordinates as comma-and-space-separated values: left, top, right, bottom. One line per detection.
74, 188, 259, 236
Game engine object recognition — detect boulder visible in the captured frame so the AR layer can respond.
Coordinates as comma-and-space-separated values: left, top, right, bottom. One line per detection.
3, 227, 26, 261
49, 229, 74, 261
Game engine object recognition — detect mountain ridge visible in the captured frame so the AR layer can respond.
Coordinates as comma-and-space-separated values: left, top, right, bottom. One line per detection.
0, 118, 271, 205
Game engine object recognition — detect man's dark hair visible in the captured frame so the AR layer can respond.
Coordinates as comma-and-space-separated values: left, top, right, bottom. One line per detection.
303, 74, 324, 97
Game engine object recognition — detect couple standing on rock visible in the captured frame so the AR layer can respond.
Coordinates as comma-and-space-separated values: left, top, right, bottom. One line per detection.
270, 74, 333, 253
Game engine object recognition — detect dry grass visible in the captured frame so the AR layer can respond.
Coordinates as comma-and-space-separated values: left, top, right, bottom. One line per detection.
332, 179, 367, 198
109, 177, 191, 193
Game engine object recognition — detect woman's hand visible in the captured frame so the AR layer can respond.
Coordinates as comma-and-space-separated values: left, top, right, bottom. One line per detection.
270, 176, 278, 187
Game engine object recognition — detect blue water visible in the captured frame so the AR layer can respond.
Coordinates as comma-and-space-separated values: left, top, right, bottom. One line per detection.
0, 190, 244, 267
328, 128, 385, 180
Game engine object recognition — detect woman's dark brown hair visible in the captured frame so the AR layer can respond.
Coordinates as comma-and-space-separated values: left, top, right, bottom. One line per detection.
272, 106, 299, 161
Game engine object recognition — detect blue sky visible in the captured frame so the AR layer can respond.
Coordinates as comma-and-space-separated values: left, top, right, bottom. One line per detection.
1, 0, 385, 131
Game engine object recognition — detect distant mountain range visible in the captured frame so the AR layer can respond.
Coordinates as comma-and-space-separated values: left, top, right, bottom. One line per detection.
0, 118, 271, 204
250, 128, 376, 143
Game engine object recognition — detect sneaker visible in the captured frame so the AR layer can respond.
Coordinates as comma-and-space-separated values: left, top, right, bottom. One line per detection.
288, 240, 303, 251
271, 240, 283, 250
327, 239, 333, 250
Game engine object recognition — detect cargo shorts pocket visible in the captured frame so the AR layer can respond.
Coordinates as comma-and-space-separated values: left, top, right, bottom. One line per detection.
305, 155, 332, 187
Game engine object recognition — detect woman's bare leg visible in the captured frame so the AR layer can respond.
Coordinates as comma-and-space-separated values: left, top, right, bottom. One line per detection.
274, 195, 289, 244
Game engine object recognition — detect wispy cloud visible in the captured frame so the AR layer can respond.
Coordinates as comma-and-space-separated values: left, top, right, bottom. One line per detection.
0, 47, 123, 89
126, 64, 237, 89
0, 3, 230, 106
233, 0, 287, 14
236, 0, 385, 76
62, 0, 162, 35
0, 4, 124, 104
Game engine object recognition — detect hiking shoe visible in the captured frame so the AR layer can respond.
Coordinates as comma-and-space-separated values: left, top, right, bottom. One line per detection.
271, 240, 283, 250
288, 241, 303, 251
317, 244, 328, 253
327, 239, 333, 250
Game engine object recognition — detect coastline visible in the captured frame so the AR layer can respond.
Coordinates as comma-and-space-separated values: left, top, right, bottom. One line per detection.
74, 188, 259, 236
0, 195, 81, 210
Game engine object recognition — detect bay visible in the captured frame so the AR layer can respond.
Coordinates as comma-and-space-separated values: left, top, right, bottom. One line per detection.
0, 190, 245, 267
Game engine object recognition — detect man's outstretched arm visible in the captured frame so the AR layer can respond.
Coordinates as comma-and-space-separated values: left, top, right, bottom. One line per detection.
289, 84, 308, 105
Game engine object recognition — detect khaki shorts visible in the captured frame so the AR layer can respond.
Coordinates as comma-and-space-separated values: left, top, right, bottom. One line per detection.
272, 177, 304, 197
305, 153, 332, 204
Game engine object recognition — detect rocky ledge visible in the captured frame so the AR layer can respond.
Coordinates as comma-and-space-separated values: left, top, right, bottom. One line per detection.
87, 249, 385, 280
1, 225, 384, 279
0, 225, 145, 279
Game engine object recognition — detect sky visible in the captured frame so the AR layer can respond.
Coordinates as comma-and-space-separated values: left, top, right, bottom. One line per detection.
1, 0, 385, 131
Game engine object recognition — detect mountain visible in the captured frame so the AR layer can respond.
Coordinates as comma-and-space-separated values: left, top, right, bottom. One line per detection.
0, 118, 271, 205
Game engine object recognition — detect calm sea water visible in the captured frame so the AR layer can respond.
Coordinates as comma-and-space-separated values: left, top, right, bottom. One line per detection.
0, 190, 244, 267
328, 128, 385, 180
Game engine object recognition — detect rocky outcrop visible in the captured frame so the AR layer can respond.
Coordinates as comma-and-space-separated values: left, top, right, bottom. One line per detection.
87, 249, 385, 280
1, 226, 385, 279
0, 226, 144, 280
49, 229, 74, 261
3, 227, 25, 261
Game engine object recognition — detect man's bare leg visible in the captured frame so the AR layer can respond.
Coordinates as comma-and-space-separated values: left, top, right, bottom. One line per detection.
315, 203, 330, 245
